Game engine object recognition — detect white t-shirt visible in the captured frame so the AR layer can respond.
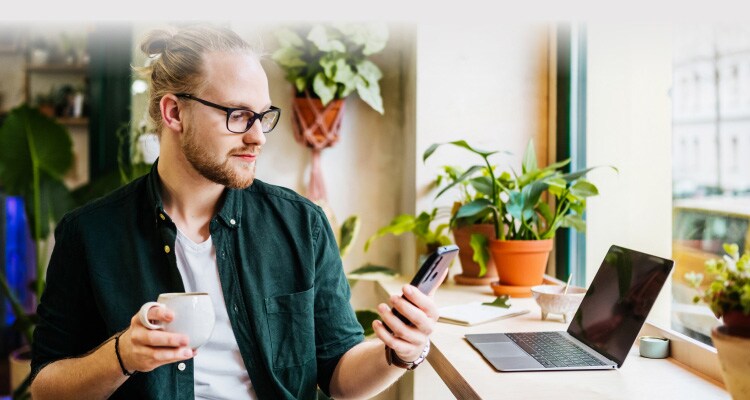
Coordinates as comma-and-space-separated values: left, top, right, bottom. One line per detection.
174, 229, 256, 400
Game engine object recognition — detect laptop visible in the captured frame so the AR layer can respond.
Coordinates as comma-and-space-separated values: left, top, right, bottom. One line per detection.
466, 245, 674, 371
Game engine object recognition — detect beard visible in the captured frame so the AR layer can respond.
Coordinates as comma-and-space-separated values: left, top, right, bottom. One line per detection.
181, 125, 260, 189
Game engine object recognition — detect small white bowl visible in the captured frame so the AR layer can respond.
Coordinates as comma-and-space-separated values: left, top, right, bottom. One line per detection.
531, 284, 586, 323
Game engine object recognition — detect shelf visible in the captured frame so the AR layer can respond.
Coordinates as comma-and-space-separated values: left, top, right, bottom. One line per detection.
25, 64, 88, 74
56, 117, 88, 127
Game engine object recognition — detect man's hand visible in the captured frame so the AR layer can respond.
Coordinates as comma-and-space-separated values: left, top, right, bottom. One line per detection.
372, 284, 439, 362
119, 305, 196, 373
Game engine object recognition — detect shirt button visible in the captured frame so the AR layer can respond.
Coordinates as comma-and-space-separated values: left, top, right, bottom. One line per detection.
159, 213, 166, 221
233, 305, 239, 313
177, 362, 186, 371
164, 245, 171, 254
230, 218, 236, 225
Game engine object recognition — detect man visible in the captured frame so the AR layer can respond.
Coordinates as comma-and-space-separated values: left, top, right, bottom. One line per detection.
30, 25, 437, 399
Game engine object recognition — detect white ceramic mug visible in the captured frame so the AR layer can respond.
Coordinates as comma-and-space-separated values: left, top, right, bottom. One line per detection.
138, 292, 215, 349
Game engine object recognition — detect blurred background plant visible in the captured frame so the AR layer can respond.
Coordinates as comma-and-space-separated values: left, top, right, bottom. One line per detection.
272, 23, 388, 114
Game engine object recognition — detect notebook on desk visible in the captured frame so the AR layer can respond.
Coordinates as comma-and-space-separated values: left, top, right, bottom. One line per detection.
466, 245, 674, 372
439, 302, 529, 326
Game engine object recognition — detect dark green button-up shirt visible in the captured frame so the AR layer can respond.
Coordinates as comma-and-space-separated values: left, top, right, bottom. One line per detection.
31, 163, 364, 399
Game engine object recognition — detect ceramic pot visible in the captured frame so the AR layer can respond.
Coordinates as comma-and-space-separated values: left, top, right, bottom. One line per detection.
712, 325, 750, 400
451, 224, 498, 285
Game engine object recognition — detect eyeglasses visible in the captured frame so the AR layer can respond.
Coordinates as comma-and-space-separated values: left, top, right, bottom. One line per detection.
175, 93, 281, 134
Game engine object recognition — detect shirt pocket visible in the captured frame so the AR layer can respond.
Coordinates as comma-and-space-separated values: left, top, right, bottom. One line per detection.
264, 287, 315, 369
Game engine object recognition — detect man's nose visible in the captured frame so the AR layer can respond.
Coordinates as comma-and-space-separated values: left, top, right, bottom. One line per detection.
242, 120, 267, 147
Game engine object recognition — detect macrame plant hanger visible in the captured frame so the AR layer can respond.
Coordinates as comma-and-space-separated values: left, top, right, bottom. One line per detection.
291, 93, 345, 220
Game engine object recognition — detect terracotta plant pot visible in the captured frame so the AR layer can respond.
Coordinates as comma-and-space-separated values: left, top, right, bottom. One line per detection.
452, 224, 498, 285
291, 96, 344, 151
712, 325, 750, 400
488, 239, 553, 297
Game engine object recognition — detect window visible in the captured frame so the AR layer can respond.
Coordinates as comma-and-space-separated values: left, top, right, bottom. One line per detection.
671, 24, 750, 345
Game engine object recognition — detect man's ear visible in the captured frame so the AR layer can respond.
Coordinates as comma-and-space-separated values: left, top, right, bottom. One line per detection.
160, 94, 183, 133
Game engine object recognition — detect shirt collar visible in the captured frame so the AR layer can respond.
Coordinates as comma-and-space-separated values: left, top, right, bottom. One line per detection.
146, 159, 242, 229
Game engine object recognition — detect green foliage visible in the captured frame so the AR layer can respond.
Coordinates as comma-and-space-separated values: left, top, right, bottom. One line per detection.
338, 215, 361, 258
425, 138, 616, 241
364, 207, 453, 253
469, 233, 490, 277
686, 243, 750, 319
272, 23, 388, 114
482, 295, 511, 308
0, 105, 76, 345
355, 310, 380, 337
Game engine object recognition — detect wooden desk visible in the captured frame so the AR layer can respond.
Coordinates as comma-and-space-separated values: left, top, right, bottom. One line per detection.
377, 279, 728, 400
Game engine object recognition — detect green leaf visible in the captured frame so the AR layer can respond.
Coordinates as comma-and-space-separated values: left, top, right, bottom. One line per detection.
313, 72, 337, 105
569, 180, 599, 198
0, 105, 73, 192
561, 214, 586, 232
334, 23, 389, 55
307, 25, 346, 52
294, 77, 307, 93
364, 214, 416, 251
355, 310, 380, 336
469, 176, 494, 197
355, 76, 384, 114
482, 295, 511, 308
561, 165, 618, 182
522, 139, 538, 174
339, 215, 361, 258
274, 28, 304, 48
435, 165, 484, 199
536, 201, 554, 227
356, 59, 383, 84
469, 233, 490, 277
455, 199, 493, 220
271, 46, 306, 68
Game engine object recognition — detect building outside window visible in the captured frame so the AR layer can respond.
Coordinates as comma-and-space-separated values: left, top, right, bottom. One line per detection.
671, 24, 750, 345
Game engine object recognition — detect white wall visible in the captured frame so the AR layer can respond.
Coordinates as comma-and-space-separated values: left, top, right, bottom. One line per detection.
586, 24, 674, 326
409, 23, 551, 276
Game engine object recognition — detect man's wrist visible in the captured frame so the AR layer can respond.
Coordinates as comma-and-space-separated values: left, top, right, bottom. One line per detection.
385, 341, 430, 370
114, 330, 137, 377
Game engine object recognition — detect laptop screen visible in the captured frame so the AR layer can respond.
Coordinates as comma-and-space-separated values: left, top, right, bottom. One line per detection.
567, 245, 674, 367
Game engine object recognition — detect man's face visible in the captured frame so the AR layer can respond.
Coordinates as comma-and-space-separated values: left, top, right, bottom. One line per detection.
180, 52, 271, 189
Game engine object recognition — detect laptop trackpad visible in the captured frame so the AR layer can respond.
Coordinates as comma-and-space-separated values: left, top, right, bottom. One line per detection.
474, 342, 527, 358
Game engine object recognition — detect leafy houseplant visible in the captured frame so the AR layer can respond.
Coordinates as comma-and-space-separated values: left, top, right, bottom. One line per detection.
424, 139, 614, 296
686, 244, 750, 399
0, 105, 75, 397
272, 23, 388, 114
686, 243, 750, 330
364, 207, 453, 257
272, 23, 388, 206
431, 165, 498, 285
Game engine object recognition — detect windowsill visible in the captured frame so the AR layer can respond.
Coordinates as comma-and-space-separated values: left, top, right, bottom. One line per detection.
375, 277, 728, 399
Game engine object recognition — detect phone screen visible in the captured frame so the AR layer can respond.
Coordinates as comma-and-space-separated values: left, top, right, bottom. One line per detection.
387, 245, 459, 329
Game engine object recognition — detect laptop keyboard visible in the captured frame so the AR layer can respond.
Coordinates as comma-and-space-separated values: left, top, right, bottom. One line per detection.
506, 332, 606, 368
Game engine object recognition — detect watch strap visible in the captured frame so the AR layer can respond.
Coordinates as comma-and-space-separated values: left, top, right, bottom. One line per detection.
385, 341, 430, 370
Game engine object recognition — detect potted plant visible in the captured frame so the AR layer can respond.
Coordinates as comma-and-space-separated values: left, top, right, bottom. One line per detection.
430, 164, 499, 285
0, 104, 75, 397
271, 23, 388, 204
425, 139, 614, 297
686, 243, 750, 399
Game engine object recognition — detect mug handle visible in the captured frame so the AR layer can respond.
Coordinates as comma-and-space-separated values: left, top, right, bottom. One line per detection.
138, 301, 167, 330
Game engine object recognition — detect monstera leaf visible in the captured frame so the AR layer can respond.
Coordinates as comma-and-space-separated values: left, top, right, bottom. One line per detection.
0, 105, 74, 240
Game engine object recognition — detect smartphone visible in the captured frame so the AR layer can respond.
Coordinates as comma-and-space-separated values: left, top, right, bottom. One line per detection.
386, 245, 459, 330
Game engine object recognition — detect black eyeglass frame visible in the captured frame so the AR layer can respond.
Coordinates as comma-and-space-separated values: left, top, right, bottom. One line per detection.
175, 93, 281, 134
